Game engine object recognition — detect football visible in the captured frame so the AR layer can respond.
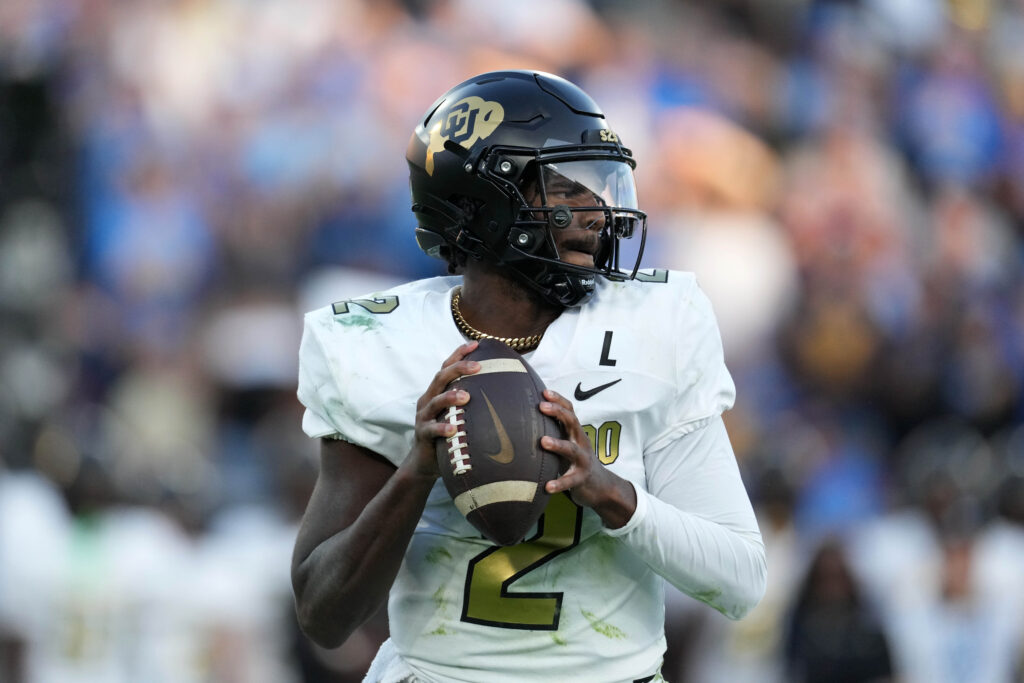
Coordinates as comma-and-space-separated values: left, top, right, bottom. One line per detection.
436, 338, 564, 546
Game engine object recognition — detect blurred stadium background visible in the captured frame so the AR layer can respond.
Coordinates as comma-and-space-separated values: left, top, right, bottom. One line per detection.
1, 0, 1023, 681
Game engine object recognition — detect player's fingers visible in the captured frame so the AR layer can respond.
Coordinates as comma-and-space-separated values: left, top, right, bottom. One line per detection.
418, 388, 470, 432
542, 389, 573, 411
545, 465, 586, 494
539, 399, 588, 443
441, 340, 479, 369
419, 385, 468, 421
415, 417, 457, 442
540, 434, 590, 468
424, 388, 470, 421
435, 359, 480, 391
434, 341, 482, 390
418, 356, 479, 410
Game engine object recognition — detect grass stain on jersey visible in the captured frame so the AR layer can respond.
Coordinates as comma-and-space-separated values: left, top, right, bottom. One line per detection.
551, 633, 568, 646
690, 587, 729, 616
427, 623, 454, 636
591, 534, 619, 562
580, 609, 626, 640
691, 588, 722, 605
432, 585, 449, 612
336, 315, 381, 332
425, 547, 453, 565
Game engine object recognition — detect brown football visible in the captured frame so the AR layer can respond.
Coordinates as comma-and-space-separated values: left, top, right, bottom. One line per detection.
436, 338, 564, 546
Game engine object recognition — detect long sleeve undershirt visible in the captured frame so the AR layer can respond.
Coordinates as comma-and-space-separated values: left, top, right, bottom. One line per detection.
605, 416, 766, 620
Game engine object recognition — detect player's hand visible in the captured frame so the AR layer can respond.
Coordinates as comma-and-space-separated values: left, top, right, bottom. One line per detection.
539, 389, 635, 525
405, 341, 480, 480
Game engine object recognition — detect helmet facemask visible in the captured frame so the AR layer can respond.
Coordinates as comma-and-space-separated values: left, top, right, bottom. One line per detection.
477, 145, 648, 307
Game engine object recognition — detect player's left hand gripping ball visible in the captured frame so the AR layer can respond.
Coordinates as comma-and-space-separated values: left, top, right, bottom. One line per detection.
435, 339, 564, 546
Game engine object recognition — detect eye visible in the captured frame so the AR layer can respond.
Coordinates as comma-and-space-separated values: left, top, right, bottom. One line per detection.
548, 182, 591, 201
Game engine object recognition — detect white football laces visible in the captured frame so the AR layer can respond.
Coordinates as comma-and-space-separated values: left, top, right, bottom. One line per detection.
444, 405, 471, 474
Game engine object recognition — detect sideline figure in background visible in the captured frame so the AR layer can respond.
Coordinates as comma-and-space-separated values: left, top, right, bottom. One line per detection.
292, 70, 766, 682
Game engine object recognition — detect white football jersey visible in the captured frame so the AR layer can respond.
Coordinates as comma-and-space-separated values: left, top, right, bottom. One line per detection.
297, 271, 735, 683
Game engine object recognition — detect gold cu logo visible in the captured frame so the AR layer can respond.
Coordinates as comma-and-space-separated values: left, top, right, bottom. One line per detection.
426, 96, 504, 175
480, 390, 515, 464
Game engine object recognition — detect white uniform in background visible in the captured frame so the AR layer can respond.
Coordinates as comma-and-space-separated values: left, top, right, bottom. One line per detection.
0, 471, 298, 683
298, 271, 765, 683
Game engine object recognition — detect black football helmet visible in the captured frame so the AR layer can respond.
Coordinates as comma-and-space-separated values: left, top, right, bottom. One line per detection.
406, 70, 647, 307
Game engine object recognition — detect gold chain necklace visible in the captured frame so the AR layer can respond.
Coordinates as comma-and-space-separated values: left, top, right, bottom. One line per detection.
450, 287, 543, 352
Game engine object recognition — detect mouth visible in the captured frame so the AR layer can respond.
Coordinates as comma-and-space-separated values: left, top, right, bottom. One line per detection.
556, 232, 601, 266
558, 230, 601, 254
561, 243, 597, 257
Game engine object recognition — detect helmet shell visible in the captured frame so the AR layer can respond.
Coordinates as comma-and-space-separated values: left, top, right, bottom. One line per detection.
406, 70, 646, 306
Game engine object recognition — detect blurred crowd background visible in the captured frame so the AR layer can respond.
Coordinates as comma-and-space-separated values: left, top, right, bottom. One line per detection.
1, 0, 1023, 681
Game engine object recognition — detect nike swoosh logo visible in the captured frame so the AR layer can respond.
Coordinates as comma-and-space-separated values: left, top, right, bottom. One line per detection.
481, 390, 515, 464
574, 378, 622, 401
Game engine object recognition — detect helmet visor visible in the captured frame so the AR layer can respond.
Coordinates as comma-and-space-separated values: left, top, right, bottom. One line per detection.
540, 160, 639, 211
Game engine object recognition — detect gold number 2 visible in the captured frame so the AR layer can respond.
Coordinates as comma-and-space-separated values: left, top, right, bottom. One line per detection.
331, 296, 399, 315
462, 493, 582, 630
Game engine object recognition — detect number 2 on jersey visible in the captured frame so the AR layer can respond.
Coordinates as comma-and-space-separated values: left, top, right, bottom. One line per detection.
462, 493, 582, 630
331, 296, 399, 315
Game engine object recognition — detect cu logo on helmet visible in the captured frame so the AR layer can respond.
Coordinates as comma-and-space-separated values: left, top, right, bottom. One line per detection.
440, 97, 504, 144
441, 102, 481, 143
425, 96, 504, 175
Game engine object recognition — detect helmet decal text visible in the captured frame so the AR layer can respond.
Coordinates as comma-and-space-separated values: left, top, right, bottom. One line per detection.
426, 96, 504, 175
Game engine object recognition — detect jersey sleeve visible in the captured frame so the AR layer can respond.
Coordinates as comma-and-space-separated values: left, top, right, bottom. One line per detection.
296, 309, 411, 462
296, 314, 342, 439
647, 276, 735, 452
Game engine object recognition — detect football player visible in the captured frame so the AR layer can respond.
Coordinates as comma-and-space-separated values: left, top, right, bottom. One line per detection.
292, 70, 766, 682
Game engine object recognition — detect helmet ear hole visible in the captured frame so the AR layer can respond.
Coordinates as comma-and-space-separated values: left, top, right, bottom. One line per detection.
451, 195, 481, 223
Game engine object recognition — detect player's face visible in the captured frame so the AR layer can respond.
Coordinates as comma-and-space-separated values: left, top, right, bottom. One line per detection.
541, 169, 605, 267
521, 160, 639, 269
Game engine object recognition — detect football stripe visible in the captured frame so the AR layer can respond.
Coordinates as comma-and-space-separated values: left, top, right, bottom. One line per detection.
453, 480, 538, 515
471, 358, 527, 376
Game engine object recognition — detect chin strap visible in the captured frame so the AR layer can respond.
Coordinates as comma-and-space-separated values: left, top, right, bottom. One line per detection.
513, 269, 594, 308
548, 272, 596, 307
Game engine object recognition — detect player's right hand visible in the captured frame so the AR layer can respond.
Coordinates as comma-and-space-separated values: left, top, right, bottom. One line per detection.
405, 341, 480, 479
